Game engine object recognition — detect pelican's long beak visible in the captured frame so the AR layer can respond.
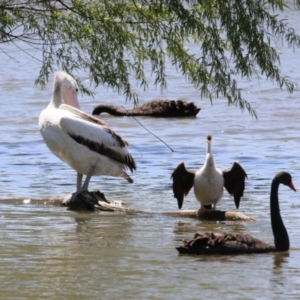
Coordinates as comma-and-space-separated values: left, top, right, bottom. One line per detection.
63, 88, 80, 109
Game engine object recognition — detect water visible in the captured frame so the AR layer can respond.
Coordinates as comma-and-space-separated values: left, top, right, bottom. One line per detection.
1, 7, 300, 300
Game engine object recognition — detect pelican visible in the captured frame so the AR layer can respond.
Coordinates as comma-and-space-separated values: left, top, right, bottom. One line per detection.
39, 71, 136, 201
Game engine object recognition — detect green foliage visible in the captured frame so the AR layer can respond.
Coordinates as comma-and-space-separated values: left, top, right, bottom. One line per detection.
1, 0, 300, 116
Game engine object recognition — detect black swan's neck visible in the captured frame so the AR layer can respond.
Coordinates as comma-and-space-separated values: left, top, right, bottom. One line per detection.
92, 105, 129, 116
270, 179, 289, 251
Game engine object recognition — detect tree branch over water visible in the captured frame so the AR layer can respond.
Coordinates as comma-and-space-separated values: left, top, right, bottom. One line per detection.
1, 0, 300, 116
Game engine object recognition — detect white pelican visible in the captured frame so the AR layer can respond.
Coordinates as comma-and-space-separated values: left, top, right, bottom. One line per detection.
39, 71, 136, 201
171, 135, 247, 216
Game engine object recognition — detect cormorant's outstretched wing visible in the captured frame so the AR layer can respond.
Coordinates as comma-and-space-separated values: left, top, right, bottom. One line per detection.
171, 162, 195, 209
223, 162, 247, 209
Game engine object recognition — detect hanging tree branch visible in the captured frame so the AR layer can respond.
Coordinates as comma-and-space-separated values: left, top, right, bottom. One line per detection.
1, 0, 300, 116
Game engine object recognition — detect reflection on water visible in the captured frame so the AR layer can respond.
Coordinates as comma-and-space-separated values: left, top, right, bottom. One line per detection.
272, 252, 290, 270
1, 9, 300, 300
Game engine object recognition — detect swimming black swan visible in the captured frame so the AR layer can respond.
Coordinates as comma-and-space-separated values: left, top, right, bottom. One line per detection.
171, 135, 247, 216
176, 172, 296, 254
92, 99, 201, 117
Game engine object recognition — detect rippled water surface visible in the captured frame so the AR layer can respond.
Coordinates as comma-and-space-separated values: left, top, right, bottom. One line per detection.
1, 7, 300, 300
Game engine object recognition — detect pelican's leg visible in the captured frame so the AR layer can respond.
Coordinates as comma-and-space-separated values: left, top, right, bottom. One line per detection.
77, 173, 83, 190
62, 172, 83, 204
63, 166, 107, 210
82, 170, 93, 190
70, 166, 96, 202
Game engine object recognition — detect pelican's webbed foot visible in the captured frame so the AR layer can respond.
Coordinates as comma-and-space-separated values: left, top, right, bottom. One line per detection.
62, 190, 109, 211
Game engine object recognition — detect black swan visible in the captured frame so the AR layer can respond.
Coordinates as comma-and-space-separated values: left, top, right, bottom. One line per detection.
171, 135, 247, 216
176, 172, 296, 254
92, 99, 201, 117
